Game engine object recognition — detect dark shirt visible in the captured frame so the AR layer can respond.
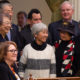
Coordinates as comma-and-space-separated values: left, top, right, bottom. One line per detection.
0, 62, 17, 80
31, 41, 47, 50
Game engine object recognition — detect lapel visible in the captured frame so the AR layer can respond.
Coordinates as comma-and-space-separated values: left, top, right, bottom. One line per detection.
4, 62, 17, 80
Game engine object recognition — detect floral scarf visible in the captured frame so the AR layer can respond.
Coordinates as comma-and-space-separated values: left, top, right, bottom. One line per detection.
54, 40, 75, 76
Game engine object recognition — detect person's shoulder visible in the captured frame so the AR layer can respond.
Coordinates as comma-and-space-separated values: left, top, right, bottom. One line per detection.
49, 20, 62, 26
72, 20, 79, 24
0, 62, 8, 72
23, 43, 31, 49
47, 44, 54, 49
21, 24, 30, 33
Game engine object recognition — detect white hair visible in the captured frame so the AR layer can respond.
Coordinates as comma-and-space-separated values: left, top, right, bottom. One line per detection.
31, 22, 48, 35
60, 1, 74, 10
2, 3, 12, 9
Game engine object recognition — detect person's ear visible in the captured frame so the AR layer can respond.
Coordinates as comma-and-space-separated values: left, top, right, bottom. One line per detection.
27, 19, 31, 24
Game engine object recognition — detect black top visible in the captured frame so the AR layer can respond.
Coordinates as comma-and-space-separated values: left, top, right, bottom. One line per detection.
31, 41, 47, 50
0, 62, 17, 80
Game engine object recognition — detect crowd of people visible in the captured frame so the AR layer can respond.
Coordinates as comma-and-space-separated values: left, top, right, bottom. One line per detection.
0, 1, 80, 80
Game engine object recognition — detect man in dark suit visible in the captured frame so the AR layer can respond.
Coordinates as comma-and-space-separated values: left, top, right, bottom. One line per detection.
48, 1, 80, 45
17, 11, 27, 32
20, 9, 42, 49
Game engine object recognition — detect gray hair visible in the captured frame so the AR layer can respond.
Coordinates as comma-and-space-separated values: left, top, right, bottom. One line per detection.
0, 3, 12, 9
60, 1, 74, 10
31, 23, 48, 35
0, 3, 12, 13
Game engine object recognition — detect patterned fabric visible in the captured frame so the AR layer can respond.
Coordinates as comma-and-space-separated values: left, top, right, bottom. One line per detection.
11, 67, 20, 80
54, 40, 75, 76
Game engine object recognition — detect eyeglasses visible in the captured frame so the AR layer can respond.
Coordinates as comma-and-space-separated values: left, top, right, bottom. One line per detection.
8, 49, 18, 53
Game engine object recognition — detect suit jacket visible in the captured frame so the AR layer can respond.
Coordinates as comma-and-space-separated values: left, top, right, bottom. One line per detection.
0, 34, 7, 42
0, 62, 17, 80
11, 24, 22, 50
20, 24, 34, 48
48, 20, 80, 45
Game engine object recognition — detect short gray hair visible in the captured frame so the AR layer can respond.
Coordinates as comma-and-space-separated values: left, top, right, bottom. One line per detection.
60, 1, 74, 10
31, 23, 48, 35
0, 3, 12, 13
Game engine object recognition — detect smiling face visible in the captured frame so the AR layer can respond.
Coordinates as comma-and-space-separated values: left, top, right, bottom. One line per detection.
34, 29, 48, 45
0, 16, 11, 34
61, 3, 74, 21
2, 4, 13, 20
4, 44, 18, 63
59, 31, 71, 41
29, 13, 42, 27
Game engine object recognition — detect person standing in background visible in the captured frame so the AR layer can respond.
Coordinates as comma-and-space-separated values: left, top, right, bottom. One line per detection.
17, 11, 27, 32
48, 1, 80, 45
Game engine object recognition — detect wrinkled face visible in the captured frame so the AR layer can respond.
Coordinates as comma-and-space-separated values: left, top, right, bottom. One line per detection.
60, 31, 71, 41
35, 29, 48, 44
29, 13, 42, 26
17, 14, 27, 27
61, 3, 74, 21
0, 17, 11, 34
4, 44, 17, 63
3, 5, 13, 20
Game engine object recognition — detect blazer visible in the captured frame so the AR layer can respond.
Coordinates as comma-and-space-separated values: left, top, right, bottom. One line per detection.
20, 24, 34, 48
48, 20, 80, 45
0, 62, 17, 80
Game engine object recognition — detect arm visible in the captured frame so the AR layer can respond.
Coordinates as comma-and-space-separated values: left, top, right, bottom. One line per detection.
18, 46, 28, 78
50, 46, 56, 78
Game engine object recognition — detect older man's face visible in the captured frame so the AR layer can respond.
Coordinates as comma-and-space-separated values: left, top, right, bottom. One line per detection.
0, 17, 11, 34
2, 5, 13, 20
61, 3, 74, 21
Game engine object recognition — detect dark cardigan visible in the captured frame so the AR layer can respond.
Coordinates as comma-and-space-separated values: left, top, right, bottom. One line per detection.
55, 38, 80, 77
0, 62, 17, 80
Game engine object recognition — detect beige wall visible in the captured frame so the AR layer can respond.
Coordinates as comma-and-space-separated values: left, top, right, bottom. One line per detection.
9, 0, 52, 25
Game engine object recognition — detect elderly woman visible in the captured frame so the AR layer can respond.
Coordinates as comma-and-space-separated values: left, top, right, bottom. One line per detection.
18, 23, 56, 79
0, 41, 20, 80
54, 22, 80, 77
0, 13, 11, 41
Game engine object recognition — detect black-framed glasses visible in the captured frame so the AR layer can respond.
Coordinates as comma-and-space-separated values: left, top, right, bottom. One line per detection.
8, 49, 18, 53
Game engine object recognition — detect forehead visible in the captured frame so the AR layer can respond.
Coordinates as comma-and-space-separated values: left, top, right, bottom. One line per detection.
32, 13, 41, 18
18, 13, 25, 17
60, 30, 69, 34
2, 4, 13, 10
8, 44, 16, 49
61, 3, 72, 9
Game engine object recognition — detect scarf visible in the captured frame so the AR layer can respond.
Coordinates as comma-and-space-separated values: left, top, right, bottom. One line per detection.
54, 40, 75, 76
